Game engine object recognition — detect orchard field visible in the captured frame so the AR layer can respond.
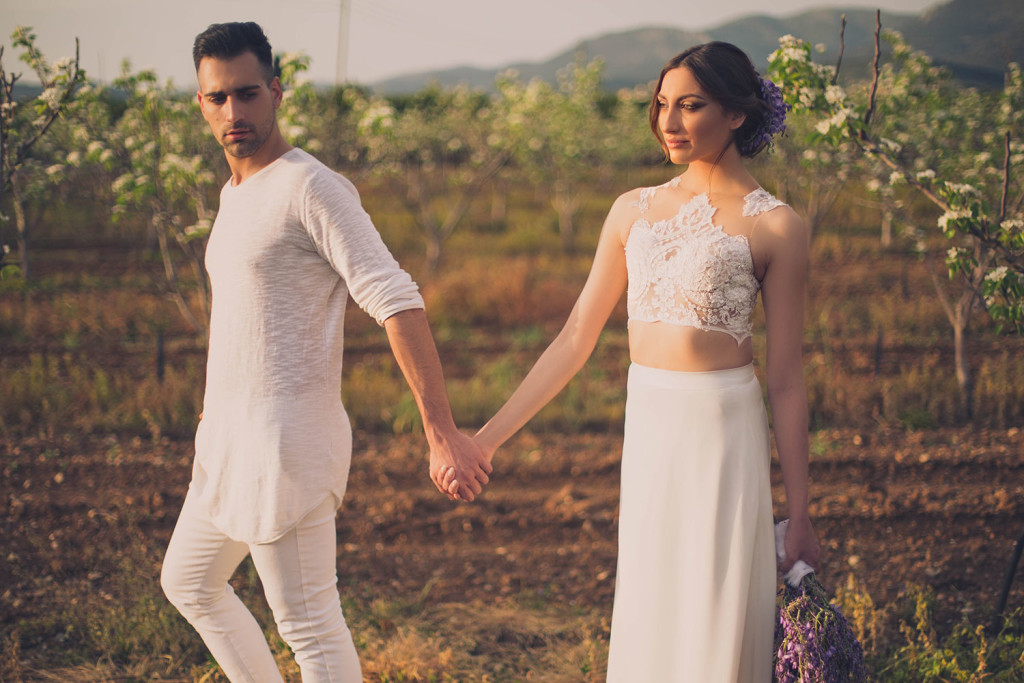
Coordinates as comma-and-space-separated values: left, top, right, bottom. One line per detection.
3, 177, 1024, 681
3, 24, 1024, 683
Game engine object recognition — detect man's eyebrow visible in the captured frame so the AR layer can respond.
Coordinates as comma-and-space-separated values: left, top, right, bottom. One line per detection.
202, 84, 263, 98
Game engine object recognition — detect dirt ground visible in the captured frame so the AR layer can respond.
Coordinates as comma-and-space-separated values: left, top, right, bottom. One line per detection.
3, 423, 1023, 655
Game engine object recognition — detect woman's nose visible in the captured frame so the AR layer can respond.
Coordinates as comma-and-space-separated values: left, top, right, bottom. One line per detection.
662, 108, 681, 133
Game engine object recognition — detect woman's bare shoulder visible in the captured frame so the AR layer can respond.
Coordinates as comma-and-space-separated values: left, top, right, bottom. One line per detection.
603, 186, 648, 241
758, 203, 808, 245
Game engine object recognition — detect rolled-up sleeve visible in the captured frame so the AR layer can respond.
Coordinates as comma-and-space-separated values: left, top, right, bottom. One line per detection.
302, 171, 424, 324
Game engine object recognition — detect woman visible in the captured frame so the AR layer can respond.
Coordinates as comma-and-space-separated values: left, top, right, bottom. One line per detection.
450, 42, 820, 680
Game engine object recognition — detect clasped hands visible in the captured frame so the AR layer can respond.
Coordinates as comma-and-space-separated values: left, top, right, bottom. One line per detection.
428, 430, 493, 502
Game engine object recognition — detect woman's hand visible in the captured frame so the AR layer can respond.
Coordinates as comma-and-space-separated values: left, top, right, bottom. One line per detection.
781, 514, 821, 572
436, 433, 496, 502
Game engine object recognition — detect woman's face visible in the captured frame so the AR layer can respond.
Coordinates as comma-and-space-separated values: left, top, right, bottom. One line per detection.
656, 66, 744, 165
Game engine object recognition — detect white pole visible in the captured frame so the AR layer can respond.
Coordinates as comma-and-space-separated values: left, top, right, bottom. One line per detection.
335, 0, 351, 86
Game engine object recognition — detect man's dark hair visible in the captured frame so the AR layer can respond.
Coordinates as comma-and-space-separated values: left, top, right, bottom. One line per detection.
192, 22, 275, 83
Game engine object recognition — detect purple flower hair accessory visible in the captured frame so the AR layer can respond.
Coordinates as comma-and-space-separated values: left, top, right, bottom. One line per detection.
741, 75, 790, 155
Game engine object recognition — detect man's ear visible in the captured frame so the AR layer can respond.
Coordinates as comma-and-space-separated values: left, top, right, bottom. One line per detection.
270, 77, 284, 109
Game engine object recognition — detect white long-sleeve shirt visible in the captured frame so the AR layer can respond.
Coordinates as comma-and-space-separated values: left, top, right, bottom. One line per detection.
192, 148, 424, 543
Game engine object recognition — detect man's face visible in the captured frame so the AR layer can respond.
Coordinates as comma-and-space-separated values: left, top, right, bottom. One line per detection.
196, 51, 282, 159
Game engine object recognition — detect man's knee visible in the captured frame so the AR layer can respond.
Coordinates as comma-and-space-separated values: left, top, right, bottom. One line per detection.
160, 553, 190, 611
273, 593, 348, 652
160, 554, 224, 617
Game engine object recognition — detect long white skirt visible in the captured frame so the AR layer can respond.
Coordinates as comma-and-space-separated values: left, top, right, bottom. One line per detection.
606, 363, 776, 682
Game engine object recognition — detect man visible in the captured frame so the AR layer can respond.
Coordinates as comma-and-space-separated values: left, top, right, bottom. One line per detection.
160, 21, 491, 681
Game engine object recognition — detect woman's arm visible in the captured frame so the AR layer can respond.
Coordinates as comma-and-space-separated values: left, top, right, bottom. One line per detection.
756, 207, 821, 571
473, 193, 634, 457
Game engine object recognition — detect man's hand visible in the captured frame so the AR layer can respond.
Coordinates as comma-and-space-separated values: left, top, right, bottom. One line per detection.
382, 309, 493, 501
428, 429, 491, 502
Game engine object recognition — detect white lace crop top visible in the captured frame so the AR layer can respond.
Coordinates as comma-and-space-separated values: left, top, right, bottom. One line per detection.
625, 177, 787, 344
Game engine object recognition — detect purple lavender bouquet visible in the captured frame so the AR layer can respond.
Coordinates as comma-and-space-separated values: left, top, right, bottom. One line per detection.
774, 520, 867, 682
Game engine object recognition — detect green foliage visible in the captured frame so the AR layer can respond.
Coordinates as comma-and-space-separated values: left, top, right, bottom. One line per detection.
352, 81, 511, 271
495, 59, 650, 251
832, 578, 1024, 682
1, 26, 87, 278
768, 27, 1024, 333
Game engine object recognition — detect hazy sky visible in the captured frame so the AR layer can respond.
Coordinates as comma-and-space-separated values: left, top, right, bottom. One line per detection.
1, 0, 941, 87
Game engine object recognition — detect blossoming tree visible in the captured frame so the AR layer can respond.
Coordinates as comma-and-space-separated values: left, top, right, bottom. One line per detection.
103, 53, 314, 335
107, 64, 219, 335
495, 59, 625, 253
0, 27, 85, 280
769, 14, 1024, 419
353, 84, 510, 273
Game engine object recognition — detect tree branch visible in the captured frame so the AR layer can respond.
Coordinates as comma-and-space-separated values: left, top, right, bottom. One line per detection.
11, 39, 83, 174
924, 249, 956, 326
832, 13, 847, 85
999, 131, 1011, 223
862, 10, 882, 130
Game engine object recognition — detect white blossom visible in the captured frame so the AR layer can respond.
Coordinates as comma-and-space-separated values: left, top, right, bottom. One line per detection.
824, 85, 845, 105
888, 171, 905, 186
38, 86, 62, 111
937, 209, 971, 229
45, 164, 64, 177
915, 169, 936, 181
112, 173, 134, 194
945, 182, 978, 196
985, 266, 1009, 283
879, 137, 902, 154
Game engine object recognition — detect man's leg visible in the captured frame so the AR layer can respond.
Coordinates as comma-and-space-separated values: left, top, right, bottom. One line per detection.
161, 488, 284, 682
250, 496, 361, 682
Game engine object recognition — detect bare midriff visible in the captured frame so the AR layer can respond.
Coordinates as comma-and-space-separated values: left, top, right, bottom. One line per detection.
628, 320, 754, 372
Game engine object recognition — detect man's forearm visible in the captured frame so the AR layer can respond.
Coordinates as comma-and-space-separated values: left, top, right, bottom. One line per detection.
383, 308, 457, 441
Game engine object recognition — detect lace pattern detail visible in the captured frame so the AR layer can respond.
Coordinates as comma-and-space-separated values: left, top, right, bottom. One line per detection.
743, 187, 786, 216
626, 184, 786, 344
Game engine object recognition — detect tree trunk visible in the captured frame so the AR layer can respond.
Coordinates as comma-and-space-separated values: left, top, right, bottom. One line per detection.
553, 183, 580, 254
490, 178, 507, 224
881, 209, 893, 247
11, 176, 29, 280
952, 318, 973, 422
425, 231, 442, 275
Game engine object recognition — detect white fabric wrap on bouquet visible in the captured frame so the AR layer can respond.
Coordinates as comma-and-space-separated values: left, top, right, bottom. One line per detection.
775, 518, 815, 588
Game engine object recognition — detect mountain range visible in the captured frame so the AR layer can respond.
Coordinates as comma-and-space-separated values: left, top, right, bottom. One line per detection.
370, 0, 1023, 93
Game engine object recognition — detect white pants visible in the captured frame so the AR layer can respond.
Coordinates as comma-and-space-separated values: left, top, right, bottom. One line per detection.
161, 489, 362, 682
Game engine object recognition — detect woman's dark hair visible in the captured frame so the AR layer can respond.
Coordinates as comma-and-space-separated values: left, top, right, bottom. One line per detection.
192, 22, 275, 83
648, 41, 770, 159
